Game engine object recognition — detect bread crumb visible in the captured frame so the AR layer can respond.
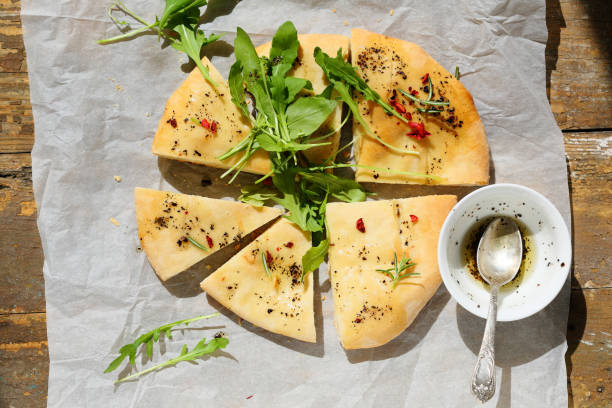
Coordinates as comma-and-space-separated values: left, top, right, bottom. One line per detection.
321, 295, 326, 301
332, 8, 336, 13
114, 175, 122, 183
246, 99, 251, 104
389, 9, 394, 16
206, 265, 212, 270
145, 111, 151, 117
343, 21, 348, 26
109, 217, 120, 226
377, 18, 381, 22
115, 84, 123, 91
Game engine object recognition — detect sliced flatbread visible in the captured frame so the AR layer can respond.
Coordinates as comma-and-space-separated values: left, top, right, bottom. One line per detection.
201, 218, 315, 342
152, 57, 271, 175
256, 34, 349, 164
350, 29, 489, 185
326, 195, 457, 349
135, 187, 282, 281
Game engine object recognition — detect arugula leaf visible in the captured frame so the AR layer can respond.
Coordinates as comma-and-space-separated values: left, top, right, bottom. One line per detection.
104, 313, 219, 374
301, 239, 329, 280
286, 97, 338, 139
299, 172, 366, 202
238, 185, 277, 206
228, 61, 250, 120
171, 24, 221, 87
256, 133, 330, 152
273, 193, 323, 232
114, 336, 228, 384
98, 1, 220, 86
268, 21, 299, 78
285, 77, 312, 104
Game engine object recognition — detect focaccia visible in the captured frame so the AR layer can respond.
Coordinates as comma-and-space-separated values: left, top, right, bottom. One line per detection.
151, 57, 271, 174
326, 195, 456, 349
351, 29, 489, 185
201, 218, 315, 342
256, 34, 349, 164
135, 187, 282, 281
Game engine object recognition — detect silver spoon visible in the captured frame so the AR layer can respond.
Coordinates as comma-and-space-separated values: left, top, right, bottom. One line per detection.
470, 217, 522, 402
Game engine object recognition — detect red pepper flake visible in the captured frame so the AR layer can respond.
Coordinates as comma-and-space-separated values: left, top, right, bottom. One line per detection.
404, 112, 412, 121
265, 250, 273, 264
406, 121, 431, 140
206, 235, 214, 248
210, 121, 217, 133
410, 214, 419, 223
262, 177, 273, 186
167, 118, 177, 128
246, 395, 254, 400
410, 89, 419, 96
356, 218, 366, 233
184, 211, 189, 215
276, 247, 281, 252
200, 118, 210, 129
422, 73, 429, 84
284, 241, 294, 248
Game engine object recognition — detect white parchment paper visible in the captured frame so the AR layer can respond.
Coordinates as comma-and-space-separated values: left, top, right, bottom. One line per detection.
21, 0, 571, 406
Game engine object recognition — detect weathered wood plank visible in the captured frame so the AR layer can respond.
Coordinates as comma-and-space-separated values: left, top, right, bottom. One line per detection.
547, 0, 612, 130
564, 131, 612, 290
0, 153, 44, 314
0, 313, 48, 408
0, 1, 27, 73
0, 72, 33, 153
567, 287, 612, 407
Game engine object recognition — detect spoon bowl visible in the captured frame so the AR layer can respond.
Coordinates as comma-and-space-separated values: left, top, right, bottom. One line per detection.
476, 217, 523, 286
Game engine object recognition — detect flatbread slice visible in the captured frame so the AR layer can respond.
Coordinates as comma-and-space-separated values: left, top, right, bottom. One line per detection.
135, 187, 282, 281
350, 29, 489, 185
201, 218, 315, 342
326, 195, 457, 349
256, 34, 350, 164
152, 57, 271, 175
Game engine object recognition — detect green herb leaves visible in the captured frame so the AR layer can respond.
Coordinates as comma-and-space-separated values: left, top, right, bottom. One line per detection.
98, 0, 221, 86
376, 253, 419, 289
301, 239, 329, 280
114, 336, 229, 384
314, 48, 418, 156
286, 97, 338, 139
104, 313, 219, 374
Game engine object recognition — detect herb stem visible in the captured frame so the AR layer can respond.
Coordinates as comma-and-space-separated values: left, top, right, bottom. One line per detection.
398, 89, 450, 106
262, 252, 271, 277
186, 236, 208, 251
97, 23, 159, 45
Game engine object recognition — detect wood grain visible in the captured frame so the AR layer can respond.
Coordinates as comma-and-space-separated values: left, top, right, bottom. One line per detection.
567, 288, 612, 407
547, 0, 612, 130
0, 153, 44, 314
565, 131, 612, 289
0, 313, 48, 408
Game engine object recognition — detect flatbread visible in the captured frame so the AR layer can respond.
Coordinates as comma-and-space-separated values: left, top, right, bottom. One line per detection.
326, 195, 456, 349
256, 34, 350, 164
151, 57, 271, 175
350, 29, 489, 185
201, 218, 315, 342
135, 187, 282, 281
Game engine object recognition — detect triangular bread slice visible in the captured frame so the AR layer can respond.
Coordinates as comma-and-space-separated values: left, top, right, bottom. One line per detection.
256, 34, 349, 164
135, 187, 282, 281
350, 29, 489, 185
201, 218, 315, 342
152, 57, 271, 175
326, 195, 456, 349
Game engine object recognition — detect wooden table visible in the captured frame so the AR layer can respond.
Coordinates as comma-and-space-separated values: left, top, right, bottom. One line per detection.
0, 0, 610, 406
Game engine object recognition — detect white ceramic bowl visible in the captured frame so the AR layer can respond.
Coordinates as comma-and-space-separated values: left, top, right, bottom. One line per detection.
438, 184, 571, 321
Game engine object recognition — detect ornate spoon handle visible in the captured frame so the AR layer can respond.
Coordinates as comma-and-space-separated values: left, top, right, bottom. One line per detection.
471, 284, 498, 402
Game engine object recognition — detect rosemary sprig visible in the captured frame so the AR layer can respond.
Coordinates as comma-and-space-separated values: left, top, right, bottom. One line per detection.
104, 313, 220, 374
376, 252, 419, 289
398, 88, 450, 107
186, 235, 208, 251
262, 252, 272, 277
